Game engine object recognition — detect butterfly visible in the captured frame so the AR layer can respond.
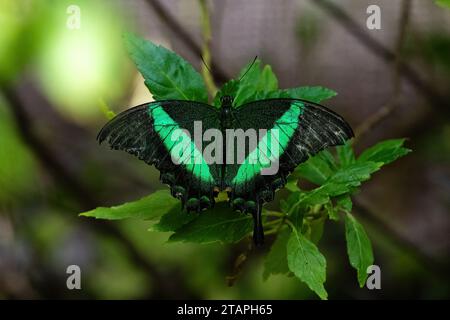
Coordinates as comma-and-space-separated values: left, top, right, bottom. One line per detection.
98, 96, 353, 245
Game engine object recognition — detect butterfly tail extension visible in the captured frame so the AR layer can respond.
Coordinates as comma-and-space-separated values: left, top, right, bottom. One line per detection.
252, 199, 264, 246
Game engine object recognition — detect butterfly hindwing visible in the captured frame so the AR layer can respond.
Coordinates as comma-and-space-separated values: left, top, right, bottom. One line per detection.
97, 100, 221, 211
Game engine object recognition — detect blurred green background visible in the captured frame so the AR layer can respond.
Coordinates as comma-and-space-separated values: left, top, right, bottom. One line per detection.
0, 0, 449, 299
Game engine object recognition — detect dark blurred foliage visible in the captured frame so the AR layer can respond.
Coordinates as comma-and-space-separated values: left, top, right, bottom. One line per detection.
0, 0, 449, 299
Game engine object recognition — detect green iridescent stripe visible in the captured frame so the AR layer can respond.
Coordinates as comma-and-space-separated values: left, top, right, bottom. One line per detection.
232, 101, 304, 184
149, 104, 214, 183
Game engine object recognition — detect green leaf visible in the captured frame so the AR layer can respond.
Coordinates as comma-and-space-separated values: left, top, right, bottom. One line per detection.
336, 195, 353, 213
80, 190, 178, 220
307, 217, 326, 244
435, 0, 450, 9
289, 161, 381, 215
259, 65, 279, 91
344, 213, 374, 287
283, 86, 337, 103
281, 192, 301, 214
285, 175, 300, 192
336, 140, 356, 167
233, 60, 281, 106
326, 161, 382, 192
263, 228, 291, 280
324, 201, 340, 221
358, 139, 411, 165
213, 79, 239, 107
295, 189, 331, 208
124, 33, 207, 102
150, 204, 199, 232
295, 150, 336, 185
287, 229, 328, 299
290, 205, 305, 231
168, 202, 252, 243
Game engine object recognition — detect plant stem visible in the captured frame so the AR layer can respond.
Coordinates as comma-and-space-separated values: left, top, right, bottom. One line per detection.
263, 219, 282, 227
198, 0, 218, 99
263, 211, 285, 218
285, 219, 297, 232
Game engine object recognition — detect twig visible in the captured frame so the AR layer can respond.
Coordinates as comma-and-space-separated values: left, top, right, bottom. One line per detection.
144, 0, 229, 84
312, 0, 449, 114
354, 0, 411, 141
0, 85, 194, 299
199, 0, 218, 98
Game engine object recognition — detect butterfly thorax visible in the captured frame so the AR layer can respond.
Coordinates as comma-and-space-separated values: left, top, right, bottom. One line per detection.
220, 95, 234, 129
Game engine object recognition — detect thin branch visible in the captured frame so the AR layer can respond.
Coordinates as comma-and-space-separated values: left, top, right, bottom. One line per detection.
144, 0, 228, 84
0, 85, 194, 299
199, 0, 218, 98
312, 0, 449, 114
354, 0, 411, 141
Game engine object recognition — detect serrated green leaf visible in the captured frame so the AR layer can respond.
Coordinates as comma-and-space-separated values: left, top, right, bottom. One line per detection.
281, 192, 301, 214
324, 201, 340, 221
307, 217, 326, 244
213, 79, 239, 107
233, 60, 281, 106
168, 202, 252, 243
263, 228, 291, 280
285, 175, 300, 192
80, 190, 178, 220
290, 205, 305, 231
295, 150, 336, 185
124, 33, 207, 102
296, 189, 331, 208
287, 229, 328, 299
326, 161, 382, 190
336, 195, 352, 213
290, 161, 380, 216
283, 86, 337, 103
150, 204, 199, 232
358, 139, 411, 165
344, 213, 374, 287
336, 140, 356, 167
259, 65, 278, 91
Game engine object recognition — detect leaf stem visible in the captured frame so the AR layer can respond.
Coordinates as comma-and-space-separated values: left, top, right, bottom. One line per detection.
263, 211, 285, 218
263, 219, 282, 227
285, 219, 297, 233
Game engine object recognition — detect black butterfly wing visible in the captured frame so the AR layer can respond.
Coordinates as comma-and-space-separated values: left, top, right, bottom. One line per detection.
225, 98, 354, 244
97, 100, 221, 211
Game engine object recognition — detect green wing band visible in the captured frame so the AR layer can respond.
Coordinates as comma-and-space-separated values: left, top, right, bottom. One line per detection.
232, 101, 304, 184
150, 104, 215, 183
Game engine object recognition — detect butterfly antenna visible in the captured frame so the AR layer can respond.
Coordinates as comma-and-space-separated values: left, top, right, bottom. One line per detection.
238, 55, 258, 81
200, 56, 213, 75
